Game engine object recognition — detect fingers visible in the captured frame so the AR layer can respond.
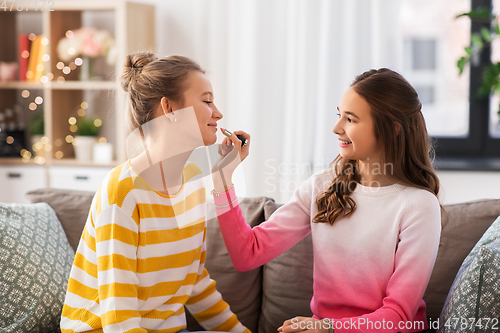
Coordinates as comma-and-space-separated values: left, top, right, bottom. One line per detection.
278, 317, 308, 332
233, 130, 250, 147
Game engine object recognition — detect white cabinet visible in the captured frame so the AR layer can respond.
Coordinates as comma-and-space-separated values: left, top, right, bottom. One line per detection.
49, 166, 112, 192
0, 165, 46, 203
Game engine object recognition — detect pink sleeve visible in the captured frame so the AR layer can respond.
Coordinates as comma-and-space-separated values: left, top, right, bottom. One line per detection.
214, 186, 312, 272
331, 192, 442, 333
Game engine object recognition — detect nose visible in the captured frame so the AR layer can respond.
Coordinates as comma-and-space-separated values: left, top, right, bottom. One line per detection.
332, 117, 343, 135
212, 103, 223, 120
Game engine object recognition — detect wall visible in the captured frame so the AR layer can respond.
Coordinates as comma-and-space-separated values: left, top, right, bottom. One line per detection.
123, 0, 500, 206
437, 170, 500, 205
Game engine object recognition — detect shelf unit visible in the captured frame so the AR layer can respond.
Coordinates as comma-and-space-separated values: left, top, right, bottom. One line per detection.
0, 0, 156, 170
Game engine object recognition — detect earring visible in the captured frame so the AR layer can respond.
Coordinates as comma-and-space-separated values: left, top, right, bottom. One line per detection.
165, 110, 177, 122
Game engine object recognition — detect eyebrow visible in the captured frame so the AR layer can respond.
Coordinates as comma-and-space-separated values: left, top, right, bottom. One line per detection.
201, 92, 213, 98
337, 107, 360, 120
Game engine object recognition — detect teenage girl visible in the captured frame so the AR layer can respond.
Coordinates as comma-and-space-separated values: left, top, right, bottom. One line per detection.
212, 68, 441, 333
60, 53, 251, 333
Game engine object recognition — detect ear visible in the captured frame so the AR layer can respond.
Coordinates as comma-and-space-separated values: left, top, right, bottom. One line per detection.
394, 121, 401, 136
160, 97, 172, 115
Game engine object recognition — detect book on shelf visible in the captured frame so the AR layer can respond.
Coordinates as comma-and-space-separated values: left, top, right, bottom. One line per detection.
26, 35, 44, 82
18, 34, 31, 82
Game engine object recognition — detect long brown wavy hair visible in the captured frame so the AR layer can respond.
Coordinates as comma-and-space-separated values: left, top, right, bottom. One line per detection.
313, 68, 441, 225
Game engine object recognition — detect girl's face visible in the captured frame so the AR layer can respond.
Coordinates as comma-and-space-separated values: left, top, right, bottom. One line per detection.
333, 87, 383, 163
176, 70, 223, 145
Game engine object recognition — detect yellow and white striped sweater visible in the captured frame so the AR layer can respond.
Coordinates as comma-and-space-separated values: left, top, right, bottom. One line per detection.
60, 160, 251, 333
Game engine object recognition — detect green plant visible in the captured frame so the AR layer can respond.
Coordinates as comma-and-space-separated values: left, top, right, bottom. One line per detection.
28, 111, 44, 136
76, 116, 101, 136
457, 7, 500, 116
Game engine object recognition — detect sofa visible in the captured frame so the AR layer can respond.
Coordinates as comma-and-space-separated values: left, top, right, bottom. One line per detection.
1, 187, 500, 332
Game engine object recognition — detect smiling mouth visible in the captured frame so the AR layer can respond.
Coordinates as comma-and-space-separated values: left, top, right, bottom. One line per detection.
339, 140, 352, 144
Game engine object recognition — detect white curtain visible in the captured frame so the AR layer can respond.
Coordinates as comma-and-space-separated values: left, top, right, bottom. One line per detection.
191, 0, 402, 203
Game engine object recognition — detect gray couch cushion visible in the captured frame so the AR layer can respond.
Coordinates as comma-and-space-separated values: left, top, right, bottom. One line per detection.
437, 215, 500, 332
25, 188, 94, 252
258, 200, 313, 333
424, 198, 500, 323
0, 202, 74, 332
186, 197, 267, 332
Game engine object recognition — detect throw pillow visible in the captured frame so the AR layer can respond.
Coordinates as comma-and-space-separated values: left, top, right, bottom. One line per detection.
25, 188, 95, 252
423, 198, 500, 322
185, 197, 268, 333
0, 202, 75, 333
438, 215, 500, 333
258, 200, 314, 333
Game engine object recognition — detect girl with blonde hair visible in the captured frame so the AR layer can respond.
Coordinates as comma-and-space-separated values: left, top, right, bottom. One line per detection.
60, 53, 251, 333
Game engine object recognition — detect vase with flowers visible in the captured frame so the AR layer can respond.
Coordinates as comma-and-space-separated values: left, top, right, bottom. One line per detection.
57, 27, 116, 81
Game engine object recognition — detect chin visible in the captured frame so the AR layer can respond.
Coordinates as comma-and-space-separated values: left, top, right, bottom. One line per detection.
203, 136, 217, 146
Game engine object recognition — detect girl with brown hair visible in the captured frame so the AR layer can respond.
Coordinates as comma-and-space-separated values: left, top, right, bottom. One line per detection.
212, 68, 441, 333
60, 53, 251, 333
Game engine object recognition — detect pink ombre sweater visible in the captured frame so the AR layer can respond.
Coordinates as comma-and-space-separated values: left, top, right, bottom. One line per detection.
214, 170, 441, 333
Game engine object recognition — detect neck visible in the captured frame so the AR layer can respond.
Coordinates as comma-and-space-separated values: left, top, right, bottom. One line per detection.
131, 149, 193, 195
357, 159, 396, 187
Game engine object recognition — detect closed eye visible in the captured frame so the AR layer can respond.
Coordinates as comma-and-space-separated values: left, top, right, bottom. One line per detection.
205, 101, 213, 105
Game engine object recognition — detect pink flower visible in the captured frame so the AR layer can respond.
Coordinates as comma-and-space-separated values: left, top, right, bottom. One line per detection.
57, 27, 115, 64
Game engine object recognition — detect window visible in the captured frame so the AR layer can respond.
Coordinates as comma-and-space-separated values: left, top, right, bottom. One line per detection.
400, 0, 500, 169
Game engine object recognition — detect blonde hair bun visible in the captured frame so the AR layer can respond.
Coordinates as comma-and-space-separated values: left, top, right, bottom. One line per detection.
120, 53, 204, 130
121, 52, 157, 93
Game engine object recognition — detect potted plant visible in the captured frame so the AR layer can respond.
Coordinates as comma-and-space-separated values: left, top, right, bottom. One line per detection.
28, 111, 45, 157
456, 7, 500, 116
73, 116, 101, 161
